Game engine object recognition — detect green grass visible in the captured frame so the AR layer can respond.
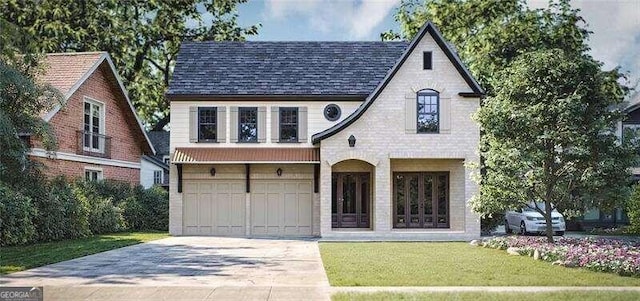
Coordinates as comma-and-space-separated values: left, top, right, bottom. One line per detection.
0, 231, 168, 274
332, 291, 640, 301
319, 242, 640, 286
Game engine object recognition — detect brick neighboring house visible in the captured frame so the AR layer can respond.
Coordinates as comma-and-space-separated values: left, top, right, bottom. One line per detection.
167, 22, 484, 240
28, 52, 155, 184
141, 131, 170, 189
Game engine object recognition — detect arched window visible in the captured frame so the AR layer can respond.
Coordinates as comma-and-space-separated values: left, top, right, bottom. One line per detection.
416, 89, 439, 133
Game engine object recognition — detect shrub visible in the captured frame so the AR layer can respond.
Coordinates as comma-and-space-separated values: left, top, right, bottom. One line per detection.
626, 184, 640, 233
86, 196, 126, 234
0, 184, 36, 246
136, 186, 169, 231
30, 176, 91, 241
481, 212, 504, 234
119, 186, 169, 231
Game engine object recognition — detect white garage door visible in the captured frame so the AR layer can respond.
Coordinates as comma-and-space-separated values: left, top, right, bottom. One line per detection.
251, 180, 313, 237
183, 180, 246, 236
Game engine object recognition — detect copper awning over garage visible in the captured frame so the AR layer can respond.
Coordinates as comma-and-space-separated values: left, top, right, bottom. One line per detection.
172, 147, 320, 163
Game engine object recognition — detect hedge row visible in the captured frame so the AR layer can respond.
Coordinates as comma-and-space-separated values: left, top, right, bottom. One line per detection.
0, 177, 168, 246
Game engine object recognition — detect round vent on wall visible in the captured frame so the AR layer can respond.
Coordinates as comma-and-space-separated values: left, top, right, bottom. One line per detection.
324, 104, 341, 121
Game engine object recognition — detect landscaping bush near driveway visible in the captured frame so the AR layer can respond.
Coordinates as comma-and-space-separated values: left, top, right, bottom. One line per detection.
0, 177, 169, 247
479, 236, 640, 277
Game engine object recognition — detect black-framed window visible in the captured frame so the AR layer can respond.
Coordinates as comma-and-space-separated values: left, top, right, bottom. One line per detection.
417, 90, 439, 133
239, 107, 258, 142
423, 51, 432, 70
198, 107, 217, 142
280, 107, 298, 142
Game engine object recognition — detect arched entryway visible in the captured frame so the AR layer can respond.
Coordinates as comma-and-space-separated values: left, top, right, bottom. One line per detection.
331, 159, 374, 229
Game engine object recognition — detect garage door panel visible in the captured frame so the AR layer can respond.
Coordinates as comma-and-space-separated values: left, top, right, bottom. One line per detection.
298, 191, 312, 227
183, 180, 245, 236
250, 180, 313, 237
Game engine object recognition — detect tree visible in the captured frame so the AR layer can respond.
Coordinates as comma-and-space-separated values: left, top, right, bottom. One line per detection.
382, 0, 590, 95
0, 18, 63, 187
472, 49, 634, 242
2, 0, 259, 130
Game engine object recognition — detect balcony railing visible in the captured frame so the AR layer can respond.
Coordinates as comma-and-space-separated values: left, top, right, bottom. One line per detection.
77, 130, 111, 158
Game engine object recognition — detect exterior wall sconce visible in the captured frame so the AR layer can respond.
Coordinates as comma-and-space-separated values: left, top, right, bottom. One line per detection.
276, 168, 283, 176
210, 167, 216, 176
348, 135, 356, 147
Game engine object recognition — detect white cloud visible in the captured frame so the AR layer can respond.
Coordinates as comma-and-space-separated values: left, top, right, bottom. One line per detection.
264, 0, 399, 39
528, 0, 640, 86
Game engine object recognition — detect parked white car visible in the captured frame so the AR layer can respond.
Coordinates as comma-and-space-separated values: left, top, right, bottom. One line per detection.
505, 203, 566, 236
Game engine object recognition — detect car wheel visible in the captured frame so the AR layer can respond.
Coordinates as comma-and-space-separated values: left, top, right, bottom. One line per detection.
555, 231, 565, 236
505, 220, 512, 234
520, 221, 528, 236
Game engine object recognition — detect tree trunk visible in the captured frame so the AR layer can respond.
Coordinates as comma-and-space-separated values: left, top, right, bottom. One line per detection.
544, 200, 555, 243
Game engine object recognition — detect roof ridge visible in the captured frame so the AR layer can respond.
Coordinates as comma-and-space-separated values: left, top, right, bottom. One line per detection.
45, 51, 106, 56
183, 40, 408, 43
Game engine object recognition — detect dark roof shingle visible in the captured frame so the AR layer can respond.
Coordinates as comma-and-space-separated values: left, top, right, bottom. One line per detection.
168, 41, 408, 96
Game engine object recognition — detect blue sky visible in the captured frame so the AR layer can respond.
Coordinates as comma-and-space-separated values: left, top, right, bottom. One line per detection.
236, 0, 640, 87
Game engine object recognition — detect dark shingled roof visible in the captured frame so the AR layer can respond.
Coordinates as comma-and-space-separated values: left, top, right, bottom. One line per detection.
167, 41, 409, 97
147, 131, 169, 157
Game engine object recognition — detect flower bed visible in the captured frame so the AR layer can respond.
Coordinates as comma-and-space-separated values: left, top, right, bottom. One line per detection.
477, 236, 640, 277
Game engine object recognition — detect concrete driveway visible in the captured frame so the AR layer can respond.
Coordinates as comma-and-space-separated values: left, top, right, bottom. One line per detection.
0, 237, 330, 300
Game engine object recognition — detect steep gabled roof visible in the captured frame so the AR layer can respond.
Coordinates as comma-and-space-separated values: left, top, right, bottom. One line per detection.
311, 22, 484, 144
39, 52, 104, 96
39, 52, 155, 155
167, 41, 408, 98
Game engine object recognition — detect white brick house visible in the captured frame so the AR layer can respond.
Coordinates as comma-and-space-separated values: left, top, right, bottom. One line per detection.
167, 22, 484, 240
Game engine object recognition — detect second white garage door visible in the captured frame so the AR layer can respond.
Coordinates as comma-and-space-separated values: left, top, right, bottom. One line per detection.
251, 180, 313, 237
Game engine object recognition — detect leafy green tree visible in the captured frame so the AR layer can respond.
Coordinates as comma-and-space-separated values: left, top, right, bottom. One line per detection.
0, 18, 63, 187
2, 0, 259, 130
382, 0, 590, 95
473, 49, 634, 242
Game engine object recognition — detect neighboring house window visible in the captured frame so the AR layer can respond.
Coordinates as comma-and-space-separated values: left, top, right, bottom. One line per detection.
238, 107, 258, 142
163, 155, 170, 164
198, 107, 217, 142
153, 170, 163, 185
623, 123, 640, 145
84, 168, 103, 182
417, 90, 439, 133
83, 99, 105, 151
279, 107, 298, 142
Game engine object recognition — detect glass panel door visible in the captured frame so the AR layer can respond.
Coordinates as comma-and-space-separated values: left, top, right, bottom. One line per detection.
423, 174, 434, 227
332, 173, 370, 228
408, 175, 420, 228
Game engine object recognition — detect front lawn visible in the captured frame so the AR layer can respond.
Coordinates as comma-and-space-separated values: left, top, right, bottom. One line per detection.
332, 291, 640, 301
0, 231, 168, 274
319, 242, 640, 286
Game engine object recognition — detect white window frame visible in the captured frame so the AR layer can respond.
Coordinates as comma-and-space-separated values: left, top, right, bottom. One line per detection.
84, 167, 103, 182
153, 170, 163, 185
162, 155, 170, 164
83, 97, 106, 153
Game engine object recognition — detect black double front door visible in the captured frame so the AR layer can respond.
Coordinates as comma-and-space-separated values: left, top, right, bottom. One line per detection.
332, 173, 370, 228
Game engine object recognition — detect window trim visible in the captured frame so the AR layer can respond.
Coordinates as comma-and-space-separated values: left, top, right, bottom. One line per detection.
198, 107, 218, 143
84, 167, 103, 182
238, 107, 258, 143
153, 170, 163, 185
83, 97, 106, 152
279, 107, 299, 143
162, 155, 170, 164
416, 90, 440, 134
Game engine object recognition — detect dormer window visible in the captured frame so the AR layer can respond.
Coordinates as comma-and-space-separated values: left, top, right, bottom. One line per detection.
417, 90, 439, 133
